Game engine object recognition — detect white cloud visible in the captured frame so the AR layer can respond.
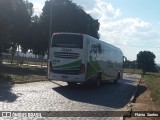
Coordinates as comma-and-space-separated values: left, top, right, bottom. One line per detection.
87, 0, 121, 21
101, 18, 160, 43
29, 0, 160, 63
87, 0, 160, 63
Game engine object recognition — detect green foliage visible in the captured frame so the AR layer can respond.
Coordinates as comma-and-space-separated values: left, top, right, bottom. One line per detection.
0, 73, 12, 83
124, 60, 137, 69
10, 0, 33, 50
0, 0, 100, 57
137, 51, 157, 74
23, 15, 47, 55
123, 68, 142, 74
34, 0, 100, 55
155, 64, 160, 72
0, 0, 12, 54
0, 0, 33, 57
144, 74, 160, 103
1, 64, 47, 84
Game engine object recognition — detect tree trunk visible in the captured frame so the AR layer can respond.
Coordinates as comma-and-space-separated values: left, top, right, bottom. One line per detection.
142, 70, 146, 76
11, 55, 13, 64
0, 52, 2, 65
35, 56, 37, 66
41, 60, 43, 68
11, 50, 15, 65
27, 58, 28, 66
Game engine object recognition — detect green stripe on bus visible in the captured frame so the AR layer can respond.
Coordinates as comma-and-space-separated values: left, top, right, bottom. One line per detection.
55, 65, 80, 70
86, 61, 102, 80
54, 60, 81, 69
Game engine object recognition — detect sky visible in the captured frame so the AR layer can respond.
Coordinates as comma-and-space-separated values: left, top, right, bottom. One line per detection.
28, 0, 160, 64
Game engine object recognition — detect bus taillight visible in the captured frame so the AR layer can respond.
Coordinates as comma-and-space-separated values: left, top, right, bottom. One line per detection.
79, 63, 85, 74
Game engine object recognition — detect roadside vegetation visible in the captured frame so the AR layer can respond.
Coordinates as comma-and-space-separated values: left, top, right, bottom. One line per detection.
124, 68, 160, 104
144, 73, 160, 104
0, 0, 159, 112
123, 68, 142, 74
0, 64, 47, 84
0, 0, 100, 63
124, 51, 160, 104
3, 57, 47, 67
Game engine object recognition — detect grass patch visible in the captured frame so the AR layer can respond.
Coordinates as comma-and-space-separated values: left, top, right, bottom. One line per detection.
0, 64, 47, 84
124, 68, 142, 74
3, 58, 47, 66
0, 73, 13, 84
144, 74, 160, 103
124, 69, 160, 103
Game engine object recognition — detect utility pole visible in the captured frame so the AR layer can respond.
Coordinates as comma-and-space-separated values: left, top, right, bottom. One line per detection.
47, 0, 53, 79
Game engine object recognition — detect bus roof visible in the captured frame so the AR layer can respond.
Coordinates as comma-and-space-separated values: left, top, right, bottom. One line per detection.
52, 32, 123, 54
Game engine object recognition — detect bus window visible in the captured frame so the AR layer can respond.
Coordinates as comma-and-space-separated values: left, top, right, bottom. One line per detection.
52, 34, 83, 48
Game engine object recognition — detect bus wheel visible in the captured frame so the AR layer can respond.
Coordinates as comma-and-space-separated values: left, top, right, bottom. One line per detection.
96, 73, 102, 88
67, 82, 77, 87
114, 73, 120, 83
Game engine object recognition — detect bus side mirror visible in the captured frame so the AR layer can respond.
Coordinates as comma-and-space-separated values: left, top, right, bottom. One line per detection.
123, 56, 127, 63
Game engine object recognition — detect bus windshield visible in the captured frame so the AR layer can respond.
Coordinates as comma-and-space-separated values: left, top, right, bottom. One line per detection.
52, 34, 83, 48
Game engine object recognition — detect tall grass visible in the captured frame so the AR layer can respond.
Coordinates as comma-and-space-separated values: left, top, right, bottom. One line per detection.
144, 74, 160, 103
124, 68, 160, 103
123, 68, 142, 74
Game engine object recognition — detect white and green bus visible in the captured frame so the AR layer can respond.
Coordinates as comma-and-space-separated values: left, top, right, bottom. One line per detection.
48, 32, 124, 87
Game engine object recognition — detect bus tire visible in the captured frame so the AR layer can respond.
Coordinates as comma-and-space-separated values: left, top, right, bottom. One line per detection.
67, 82, 77, 87
114, 72, 120, 83
96, 73, 102, 88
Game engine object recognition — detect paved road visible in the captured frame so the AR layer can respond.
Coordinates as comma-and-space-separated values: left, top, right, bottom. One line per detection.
0, 73, 141, 120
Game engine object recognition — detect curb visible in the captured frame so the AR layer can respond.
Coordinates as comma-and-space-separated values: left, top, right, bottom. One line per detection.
129, 76, 141, 102
122, 74, 142, 120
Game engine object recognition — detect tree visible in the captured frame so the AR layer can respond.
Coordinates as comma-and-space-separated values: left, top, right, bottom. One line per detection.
155, 64, 160, 72
19, 0, 34, 52
10, 0, 33, 55
124, 60, 137, 69
29, 0, 100, 56
137, 51, 157, 74
0, 0, 12, 64
0, 0, 33, 64
26, 15, 47, 56
42, 0, 99, 37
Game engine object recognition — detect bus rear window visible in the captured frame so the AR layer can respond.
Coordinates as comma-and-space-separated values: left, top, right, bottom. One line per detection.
52, 34, 83, 48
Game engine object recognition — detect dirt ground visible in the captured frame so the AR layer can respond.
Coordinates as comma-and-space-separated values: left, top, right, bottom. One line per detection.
125, 79, 160, 120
